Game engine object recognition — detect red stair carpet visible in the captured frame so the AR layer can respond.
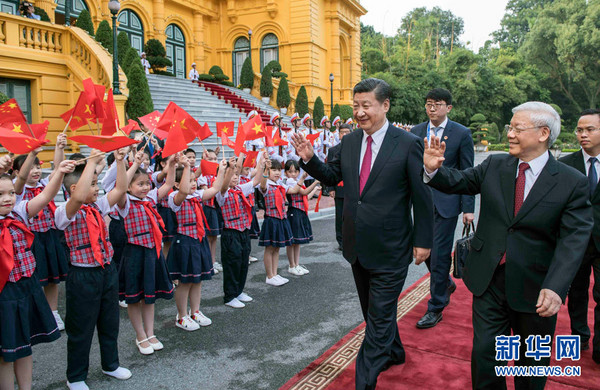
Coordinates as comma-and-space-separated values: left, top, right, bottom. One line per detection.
281, 274, 600, 390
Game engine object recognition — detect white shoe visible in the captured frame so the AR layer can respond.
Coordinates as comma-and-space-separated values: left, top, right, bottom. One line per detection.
275, 275, 289, 284
249, 256, 258, 263
53, 310, 65, 331
176, 315, 200, 331
213, 267, 219, 274
147, 335, 163, 350
266, 276, 287, 286
214, 262, 223, 272
119, 300, 128, 308
190, 310, 212, 326
225, 298, 245, 308
136, 338, 154, 355
102, 366, 132, 380
288, 266, 303, 276
298, 264, 310, 274
237, 292, 253, 302
67, 381, 89, 390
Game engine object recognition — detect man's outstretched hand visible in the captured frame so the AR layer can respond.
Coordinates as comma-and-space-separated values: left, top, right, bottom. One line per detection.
423, 135, 446, 174
290, 133, 314, 162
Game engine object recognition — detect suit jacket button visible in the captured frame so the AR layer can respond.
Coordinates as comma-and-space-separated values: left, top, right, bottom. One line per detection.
508, 228, 514, 233
358, 201, 361, 205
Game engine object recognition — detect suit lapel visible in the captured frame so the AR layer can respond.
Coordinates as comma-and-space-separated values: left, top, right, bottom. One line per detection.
351, 131, 362, 198
511, 153, 558, 226
440, 120, 453, 143
500, 157, 518, 221
571, 150, 586, 175
360, 125, 399, 198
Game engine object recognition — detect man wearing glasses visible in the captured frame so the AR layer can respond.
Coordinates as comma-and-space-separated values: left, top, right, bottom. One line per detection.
411, 88, 475, 329
423, 102, 593, 389
559, 108, 600, 364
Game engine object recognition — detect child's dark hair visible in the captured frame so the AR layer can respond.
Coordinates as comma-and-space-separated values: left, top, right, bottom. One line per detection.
68, 152, 86, 161
63, 164, 87, 195
184, 148, 196, 157
13, 154, 40, 172
154, 153, 165, 172
269, 158, 283, 170
0, 173, 12, 182
284, 159, 300, 172
203, 149, 217, 159
175, 167, 185, 183
130, 168, 149, 183
106, 152, 115, 167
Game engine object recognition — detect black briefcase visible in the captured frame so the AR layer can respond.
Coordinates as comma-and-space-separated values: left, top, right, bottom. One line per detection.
453, 222, 475, 279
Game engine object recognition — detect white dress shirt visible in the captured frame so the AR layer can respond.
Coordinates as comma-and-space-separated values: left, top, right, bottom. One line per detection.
582, 149, 600, 184
428, 117, 449, 139
517, 151, 549, 200
359, 120, 389, 174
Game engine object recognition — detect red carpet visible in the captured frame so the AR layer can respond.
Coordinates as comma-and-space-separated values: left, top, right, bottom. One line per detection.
281, 275, 600, 389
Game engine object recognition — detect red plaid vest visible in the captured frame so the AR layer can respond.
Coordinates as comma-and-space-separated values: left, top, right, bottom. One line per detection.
65, 204, 114, 266
3, 215, 36, 283
220, 187, 252, 231
203, 175, 216, 208
287, 192, 308, 213
22, 186, 56, 232
123, 198, 164, 249
239, 176, 255, 206
175, 198, 207, 240
264, 185, 287, 219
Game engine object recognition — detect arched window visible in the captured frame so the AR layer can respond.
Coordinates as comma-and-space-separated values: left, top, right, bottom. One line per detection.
1, 0, 20, 16
165, 24, 186, 79
260, 33, 279, 71
117, 9, 144, 54
54, 0, 89, 25
232, 36, 249, 87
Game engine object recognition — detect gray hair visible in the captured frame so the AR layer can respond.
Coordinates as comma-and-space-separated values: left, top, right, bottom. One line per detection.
512, 102, 561, 148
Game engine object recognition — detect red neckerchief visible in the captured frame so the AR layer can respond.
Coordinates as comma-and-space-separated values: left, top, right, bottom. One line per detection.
81, 205, 110, 267
134, 200, 165, 258
230, 189, 253, 220
274, 185, 287, 218
300, 185, 309, 213
189, 198, 208, 241
0, 217, 34, 292
28, 186, 57, 216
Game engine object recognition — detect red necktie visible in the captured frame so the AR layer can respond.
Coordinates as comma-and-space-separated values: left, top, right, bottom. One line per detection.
190, 198, 208, 241
230, 189, 253, 220
359, 135, 373, 194
82, 205, 109, 267
274, 185, 287, 218
29, 187, 57, 216
300, 185, 309, 213
499, 162, 530, 265
0, 218, 34, 292
136, 201, 165, 259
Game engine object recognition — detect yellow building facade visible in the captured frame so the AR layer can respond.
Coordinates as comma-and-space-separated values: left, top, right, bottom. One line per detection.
0, 0, 366, 160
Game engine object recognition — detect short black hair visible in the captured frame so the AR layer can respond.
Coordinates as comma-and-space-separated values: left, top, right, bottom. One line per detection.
68, 153, 86, 161
63, 164, 86, 195
580, 108, 600, 118
106, 152, 115, 167
425, 88, 452, 105
353, 78, 391, 104
184, 148, 196, 156
340, 124, 352, 131
13, 154, 39, 172
175, 167, 185, 183
269, 158, 283, 170
284, 159, 300, 172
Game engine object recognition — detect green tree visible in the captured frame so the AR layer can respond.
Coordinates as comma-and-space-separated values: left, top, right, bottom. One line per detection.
34, 6, 50, 22
117, 31, 131, 67
331, 104, 341, 120
265, 61, 287, 78
122, 47, 140, 75
339, 105, 353, 121
492, 0, 554, 50
260, 63, 273, 98
144, 39, 172, 75
520, 0, 600, 111
74, 9, 94, 36
0, 91, 9, 105
295, 86, 309, 117
313, 97, 325, 125
276, 76, 291, 108
126, 62, 153, 120
94, 20, 112, 53
399, 7, 465, 55
240, 57, 254, 89
362, 48, 389, 74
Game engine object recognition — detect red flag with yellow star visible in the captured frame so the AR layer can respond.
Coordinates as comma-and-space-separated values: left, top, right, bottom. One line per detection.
220, 133, 235, 149
157, 102, 200, 143
100, 88, 119, 136
161, 120, 189, 157
216, 121, 234, 138
139, 110, 168, 139
234, 118, 247, 156
243, 115, 266, 141
0, 99, 28, 127
306, 132, 321, 146
69, 135, 140, 153
196, 122, 213, 141
242, 151, 259, 168
271, 130, 288, 147
200, 159, 218, 176
0, 127, 48, 154
30, 120, 49, 140
82, 78, 106, 120
121, 119, 141, 135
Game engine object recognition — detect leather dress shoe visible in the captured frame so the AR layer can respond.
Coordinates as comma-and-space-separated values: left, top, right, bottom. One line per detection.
593, 351, 600, 364
416, 311, 443, 329
382, 356, 406, 372
448, 282, 457, 294
582, 341, 589, 351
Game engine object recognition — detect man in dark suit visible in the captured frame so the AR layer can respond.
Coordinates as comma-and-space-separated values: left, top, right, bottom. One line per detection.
291, 78, 434, 390
423, 101, 593, 389
411, 88, 475, 328
327, 124, 352, 250
559, 108, 600, 362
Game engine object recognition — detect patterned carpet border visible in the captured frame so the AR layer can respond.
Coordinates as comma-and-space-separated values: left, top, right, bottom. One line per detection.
283, 275, 431, 390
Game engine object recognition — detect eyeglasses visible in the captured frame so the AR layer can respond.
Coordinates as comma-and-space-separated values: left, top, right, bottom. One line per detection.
425, 103, 447, 110
507, 126, 541, 135
574, 128, 600, 135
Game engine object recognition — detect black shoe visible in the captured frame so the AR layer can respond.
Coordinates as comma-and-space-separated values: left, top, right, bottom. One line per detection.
381, 356, 406, 372
582, 341, 590, 351
448, 282, 457, 295
416, 311, 443, 329
593, 351, 600, 364
337, 245, 343, 251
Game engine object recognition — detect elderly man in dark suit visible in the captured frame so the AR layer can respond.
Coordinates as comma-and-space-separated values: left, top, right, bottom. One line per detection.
291, 78, 434, 390
423, 101, 593, 389
411, 88, 475, 328
559, 108, 600, 362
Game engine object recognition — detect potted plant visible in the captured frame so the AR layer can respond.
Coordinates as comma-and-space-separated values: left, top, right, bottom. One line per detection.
260, 63, 273, 104
240, 57, 254, 94
276, 76, 291, 114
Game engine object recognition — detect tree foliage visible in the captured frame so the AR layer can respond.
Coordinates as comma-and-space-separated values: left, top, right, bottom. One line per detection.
0, 92, 9, 105
240, 57, 254, 89
144, 39, 172, 73
75, 9, 94, 36
122, 47, 140, 75
95, 20, 112, 53
260, 63, 273, 97
34, 6, 50, 22
117, 31, 131, 67
295, 86, 309, 117
313, 97, 325, 125
492, 0, 554, 50
276, 76, 291, 108
331, 104, 341, 120
126, 62, 153, 121
339, 105, 353, 121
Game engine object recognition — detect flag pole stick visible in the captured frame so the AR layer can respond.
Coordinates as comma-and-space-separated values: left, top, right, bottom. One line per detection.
76, 152, 107, 163
96, 121, 101, 136
140, 127, 157, 151
61, 114, 73, 135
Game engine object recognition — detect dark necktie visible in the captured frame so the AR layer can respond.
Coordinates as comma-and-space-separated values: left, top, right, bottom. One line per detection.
499, 162, 530, 265
359, 135, 373, 194
589, 157, 598, 197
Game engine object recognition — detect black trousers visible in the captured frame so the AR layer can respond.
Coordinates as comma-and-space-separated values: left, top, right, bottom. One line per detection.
567, 242, 600, 351
352, 259, 408, 390
65, 262, 120, 382
334, 197, 343, 247
424, 208, 458, 312
472, 264, 557, 390
221, 228, 251, 303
